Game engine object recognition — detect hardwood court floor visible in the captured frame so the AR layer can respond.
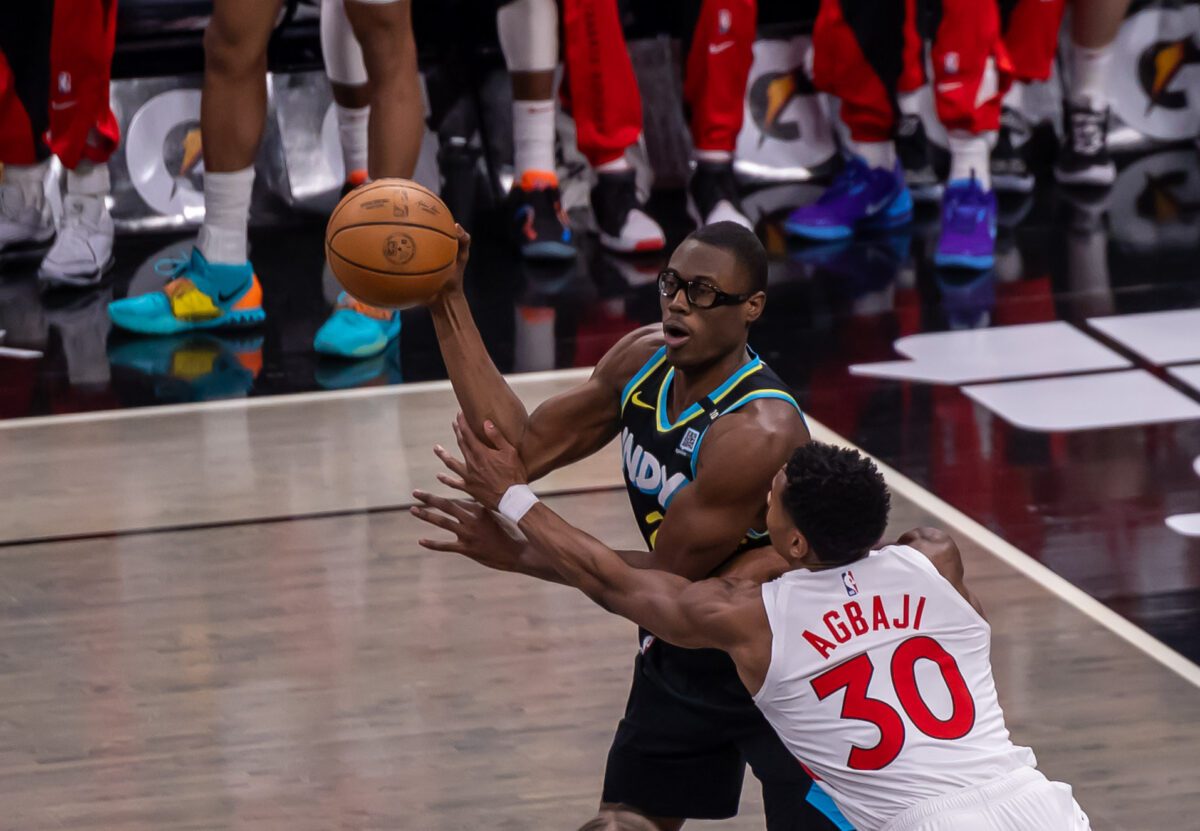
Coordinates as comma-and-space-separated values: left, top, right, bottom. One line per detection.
1, 385, 1198, 830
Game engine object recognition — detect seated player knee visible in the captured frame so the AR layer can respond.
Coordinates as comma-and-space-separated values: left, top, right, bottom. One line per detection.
203, 21, 269, 79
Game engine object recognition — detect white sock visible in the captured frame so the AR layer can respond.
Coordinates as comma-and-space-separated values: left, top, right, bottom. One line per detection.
947, 131, 992, 189
897, 90, 922, 118
596, 156, 632, 174
66, 161, 110, 197
199, 166, 255, 264
335, 103, 369, 176
512, 99, 556, 176
848, 139, 896, 171
2, 161, 49, 206
1069, 42, 1113, 111
694, 149, 732, 164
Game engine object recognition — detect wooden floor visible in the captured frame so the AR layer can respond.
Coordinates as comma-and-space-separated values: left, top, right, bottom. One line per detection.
2, 380, 1198, 830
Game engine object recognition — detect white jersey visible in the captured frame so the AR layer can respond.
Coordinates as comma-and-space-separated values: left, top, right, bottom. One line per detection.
752, 545, 1036, 831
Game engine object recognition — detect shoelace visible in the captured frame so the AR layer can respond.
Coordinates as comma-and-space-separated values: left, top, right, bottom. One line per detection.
944, 180, 989, 234
153, 253, 196, 296
154, 253, 192, 278
818, 159, 871, 204
1070, 110, 1106, 156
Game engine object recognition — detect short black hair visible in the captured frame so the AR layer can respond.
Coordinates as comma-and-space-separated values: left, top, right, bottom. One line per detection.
781, 442, 890, 566
686, 220, 768, 294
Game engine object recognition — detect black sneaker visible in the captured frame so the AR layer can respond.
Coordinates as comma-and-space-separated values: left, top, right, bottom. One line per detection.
896, 114, 943, 203
991, 108, 1035, 194
688, 160, 752, 230
591, 170, 665, 253
1055, 100, 1116, 187
508, 172, 576, 261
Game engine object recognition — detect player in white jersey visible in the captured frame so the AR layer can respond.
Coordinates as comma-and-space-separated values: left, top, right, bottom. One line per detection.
414, 429, 1092, 831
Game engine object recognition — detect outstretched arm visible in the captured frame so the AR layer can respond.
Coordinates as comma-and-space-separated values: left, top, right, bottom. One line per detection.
411, 480, 771, 689
428, 230, 658, 480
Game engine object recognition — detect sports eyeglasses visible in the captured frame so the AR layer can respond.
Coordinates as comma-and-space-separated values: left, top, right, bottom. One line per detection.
657, 269, 755, 309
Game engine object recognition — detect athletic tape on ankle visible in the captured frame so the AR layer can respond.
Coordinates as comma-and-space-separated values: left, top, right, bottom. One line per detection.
499, 484, 539, 523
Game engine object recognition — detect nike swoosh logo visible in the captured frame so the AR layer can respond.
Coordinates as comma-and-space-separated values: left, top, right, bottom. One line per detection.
217, 288, 243, 303
708, 41, 735, 55
936, 82, 963, 92
50, 100, 77, 111
630, 390, 655, 411
866, 197, 893, 214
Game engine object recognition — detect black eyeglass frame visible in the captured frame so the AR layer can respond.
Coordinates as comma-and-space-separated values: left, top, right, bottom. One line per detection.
657, 269, 756, 309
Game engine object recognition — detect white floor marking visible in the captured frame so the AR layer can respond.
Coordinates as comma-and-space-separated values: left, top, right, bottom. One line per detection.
1088, 309, 1200, 365
1169, 363, 1200, 394
0, 367, 595, 431
849, 322, 1129, 384
963, 369, 1200, 432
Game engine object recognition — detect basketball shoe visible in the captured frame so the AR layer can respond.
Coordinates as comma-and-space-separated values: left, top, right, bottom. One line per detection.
107, 247, 265, 335
785, 158, 913, 240
934, 176, 997, 270
689, 160, 752, 230
1055, 100, 1116, 187
0, 172, 54, 254
508, 171, 575, 260
39, 194, 115, 288
591, 169, 666, 253
896, 115, 943, 203
314, 291, 399, 358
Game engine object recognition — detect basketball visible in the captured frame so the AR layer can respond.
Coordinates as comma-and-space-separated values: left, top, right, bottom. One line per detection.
324, 178, 459, 308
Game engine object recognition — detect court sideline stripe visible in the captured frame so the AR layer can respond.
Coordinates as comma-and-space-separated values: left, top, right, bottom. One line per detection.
4, 370, 1197, 688
0, 368, 597, 431
804, 417, 1200, 691
0, 483, 619, 551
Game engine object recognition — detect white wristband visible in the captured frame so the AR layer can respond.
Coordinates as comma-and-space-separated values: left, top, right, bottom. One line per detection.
498, 484, 539, 523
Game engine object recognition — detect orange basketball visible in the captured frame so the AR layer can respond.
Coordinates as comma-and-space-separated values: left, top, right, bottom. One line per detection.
324, 178, 458, 308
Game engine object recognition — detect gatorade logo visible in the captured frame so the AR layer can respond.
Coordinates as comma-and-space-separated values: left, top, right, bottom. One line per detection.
748, 70, 815, 144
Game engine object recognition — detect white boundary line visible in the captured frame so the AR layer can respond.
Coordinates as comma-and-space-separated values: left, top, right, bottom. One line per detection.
0, 367, 595, 431
805, 417, 1200, 690
5, 368, 1198, 688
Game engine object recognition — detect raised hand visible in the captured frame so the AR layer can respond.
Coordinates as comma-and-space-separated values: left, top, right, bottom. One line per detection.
410, 489, 527, 572
433, 414, 529, 511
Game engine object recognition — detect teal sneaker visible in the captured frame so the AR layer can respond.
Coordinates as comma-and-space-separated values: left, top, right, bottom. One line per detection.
313, 292, 400, 358
107, 247, 265, 336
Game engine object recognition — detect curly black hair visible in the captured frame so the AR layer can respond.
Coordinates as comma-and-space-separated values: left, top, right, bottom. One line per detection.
780, 442, 891, 566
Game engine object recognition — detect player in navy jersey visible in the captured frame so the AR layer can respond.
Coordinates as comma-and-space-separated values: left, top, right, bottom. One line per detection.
422, 221, 848, 829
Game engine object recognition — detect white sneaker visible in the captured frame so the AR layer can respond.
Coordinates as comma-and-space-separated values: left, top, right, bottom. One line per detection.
591, 171, 667, 254
38, 194, 115, 287
0, 182, 54, 253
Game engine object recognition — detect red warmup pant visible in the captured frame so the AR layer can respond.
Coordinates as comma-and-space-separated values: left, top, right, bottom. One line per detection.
815, 0, 1062, 140
562, 0, 755, 167
0, 0, 119, 168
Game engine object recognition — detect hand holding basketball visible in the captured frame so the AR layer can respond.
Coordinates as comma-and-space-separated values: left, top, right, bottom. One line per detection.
324, 178, 459, 308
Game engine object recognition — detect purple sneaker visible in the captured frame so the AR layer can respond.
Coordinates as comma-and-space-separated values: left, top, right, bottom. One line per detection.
785, 157, 913, 240
935, 177, 997, 270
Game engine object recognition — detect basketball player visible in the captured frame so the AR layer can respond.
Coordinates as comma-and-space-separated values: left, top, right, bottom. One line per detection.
107, 0, 421, 360
0, 0, 118, 288
424, 220, 848, 829
415, 438, 1093, 831
787, 0, 1038, 271
563, 0, 756, 254
497, 0, 576, 261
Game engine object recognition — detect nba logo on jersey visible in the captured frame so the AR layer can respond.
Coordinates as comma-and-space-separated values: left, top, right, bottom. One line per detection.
841, 571, 859, 597
678, 428, 701, 455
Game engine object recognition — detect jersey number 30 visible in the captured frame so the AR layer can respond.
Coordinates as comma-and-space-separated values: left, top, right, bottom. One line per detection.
811, 635, 975, 770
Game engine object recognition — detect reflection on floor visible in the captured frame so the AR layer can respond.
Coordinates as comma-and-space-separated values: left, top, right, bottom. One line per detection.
2, 148, 1199, 669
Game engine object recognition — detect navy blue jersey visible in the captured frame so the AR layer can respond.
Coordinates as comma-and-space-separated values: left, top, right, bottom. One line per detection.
616, 345, 806, 712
